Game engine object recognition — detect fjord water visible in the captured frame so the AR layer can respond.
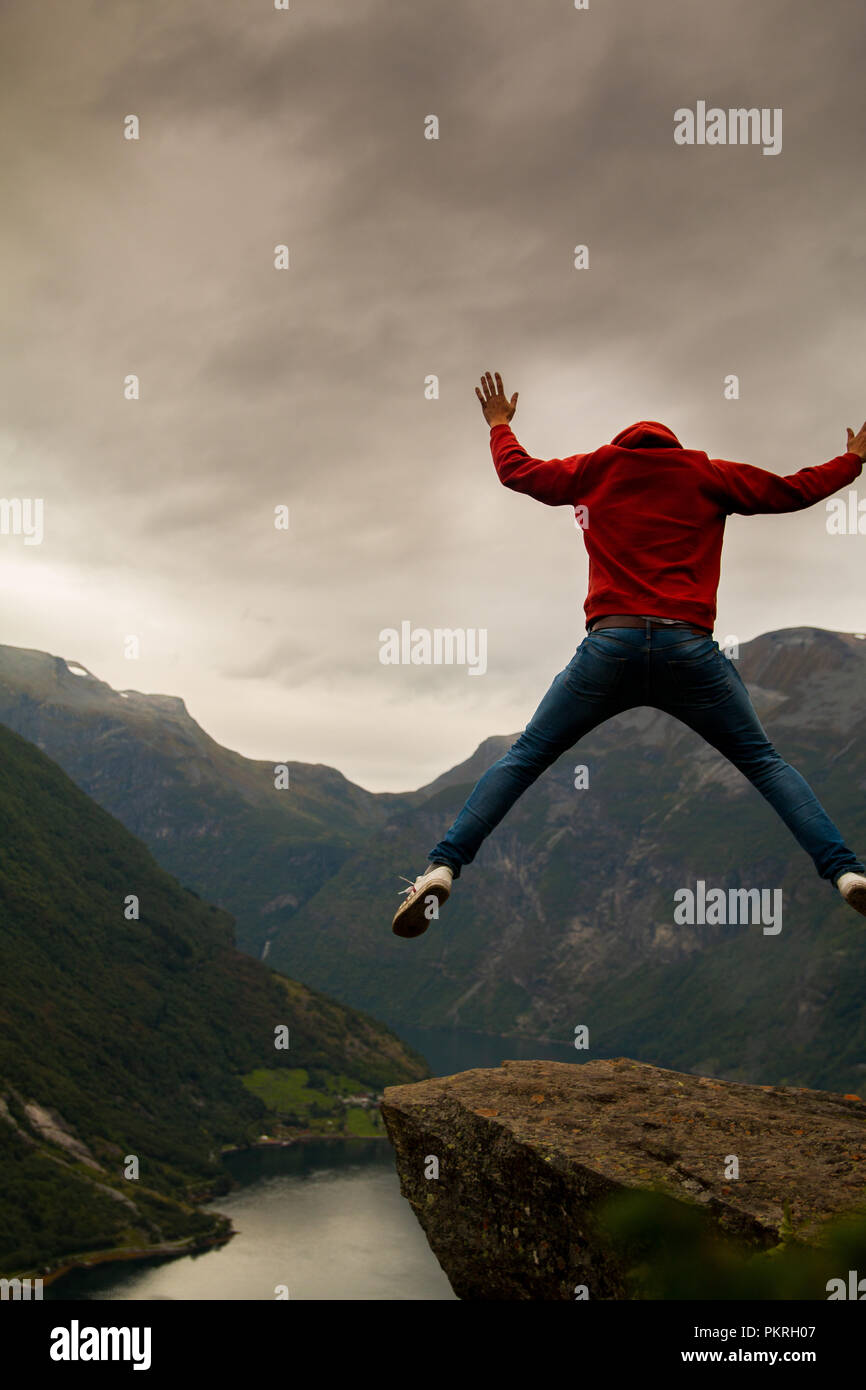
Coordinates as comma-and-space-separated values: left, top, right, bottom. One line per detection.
397, 1024, 579, 1076
48, 1030, 578, 1302
49, 1141, 455, 1302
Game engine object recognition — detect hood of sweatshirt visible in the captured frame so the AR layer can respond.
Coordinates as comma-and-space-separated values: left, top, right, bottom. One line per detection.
609, 421, 682, 450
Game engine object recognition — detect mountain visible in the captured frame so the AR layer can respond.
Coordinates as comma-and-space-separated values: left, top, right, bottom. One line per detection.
0, 644, 384, 959
2, 629, 866, 1093
0, 720, 426, 1277
272, 627, 866, 1091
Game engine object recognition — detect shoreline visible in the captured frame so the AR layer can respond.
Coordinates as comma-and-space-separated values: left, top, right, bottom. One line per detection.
221, 1129, 389, 1153
40, 1228, 233, 1290
36, 1131, 390, 1292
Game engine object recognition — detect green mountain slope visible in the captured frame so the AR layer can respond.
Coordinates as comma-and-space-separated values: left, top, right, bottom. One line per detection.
0, 722, 425, 1277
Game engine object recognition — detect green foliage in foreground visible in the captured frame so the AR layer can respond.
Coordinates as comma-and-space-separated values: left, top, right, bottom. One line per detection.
598, 1189, 866, 1300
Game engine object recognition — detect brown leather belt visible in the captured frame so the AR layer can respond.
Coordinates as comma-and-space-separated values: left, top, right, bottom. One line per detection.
588, 614, 712, 637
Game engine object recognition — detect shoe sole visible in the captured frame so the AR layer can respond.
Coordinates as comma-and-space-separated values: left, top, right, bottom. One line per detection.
391, 881, 451, 939
843, 882, 866, 918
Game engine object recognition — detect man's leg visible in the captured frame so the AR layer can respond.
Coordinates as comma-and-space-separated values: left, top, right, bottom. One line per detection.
393, 634, 634, 935
427, 633, 634, 877
659, 638, 864, 884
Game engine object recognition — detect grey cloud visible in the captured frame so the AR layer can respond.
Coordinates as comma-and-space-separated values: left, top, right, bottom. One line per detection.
1, 0, 864, 789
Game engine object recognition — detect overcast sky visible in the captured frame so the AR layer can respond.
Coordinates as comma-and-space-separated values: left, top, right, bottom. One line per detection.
2, 0, 865, 790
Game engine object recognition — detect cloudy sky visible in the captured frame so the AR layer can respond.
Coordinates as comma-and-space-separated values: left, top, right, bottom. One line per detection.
2, 0, 865, 790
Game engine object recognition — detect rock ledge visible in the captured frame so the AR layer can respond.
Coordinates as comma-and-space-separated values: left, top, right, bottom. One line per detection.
381, 1058, 866, 1299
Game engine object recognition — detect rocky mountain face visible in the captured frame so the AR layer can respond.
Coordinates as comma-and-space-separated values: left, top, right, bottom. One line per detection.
381, 1058, 866, 1300
2, 629, 866, 1091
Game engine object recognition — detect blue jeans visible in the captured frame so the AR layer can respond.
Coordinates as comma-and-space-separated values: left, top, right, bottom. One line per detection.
428, 625, 864, 886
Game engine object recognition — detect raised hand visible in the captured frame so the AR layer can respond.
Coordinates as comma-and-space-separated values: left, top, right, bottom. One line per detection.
475, 370, 519, 428
847, 422, 866, 460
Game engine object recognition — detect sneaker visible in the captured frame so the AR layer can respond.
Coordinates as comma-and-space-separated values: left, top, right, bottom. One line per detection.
836, 871, 866, 917
392, 864, 453, 938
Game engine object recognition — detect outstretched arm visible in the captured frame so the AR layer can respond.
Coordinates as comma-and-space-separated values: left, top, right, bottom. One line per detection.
710, 422, 866, 515
476, 370, 589, 507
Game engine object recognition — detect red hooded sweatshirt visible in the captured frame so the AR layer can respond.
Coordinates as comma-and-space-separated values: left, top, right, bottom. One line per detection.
490, 420, 862, 632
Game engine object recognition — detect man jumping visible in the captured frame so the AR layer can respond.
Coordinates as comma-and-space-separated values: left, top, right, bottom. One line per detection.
392, 371, 866, 938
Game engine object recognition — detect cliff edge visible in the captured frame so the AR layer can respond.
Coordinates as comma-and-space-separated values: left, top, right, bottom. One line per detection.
381, 1058, 866, 1299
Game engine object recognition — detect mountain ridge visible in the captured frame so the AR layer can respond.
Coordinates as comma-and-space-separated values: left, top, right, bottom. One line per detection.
2, 628, 866, 1092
